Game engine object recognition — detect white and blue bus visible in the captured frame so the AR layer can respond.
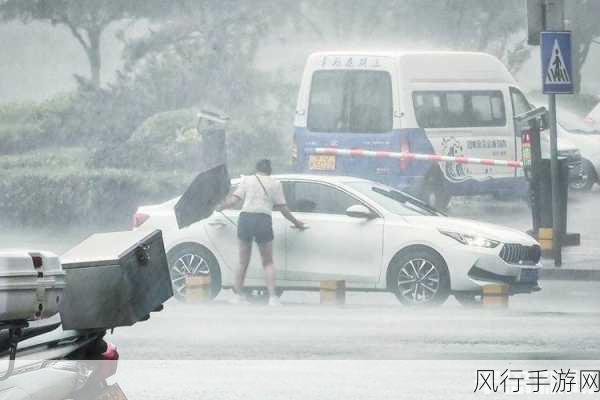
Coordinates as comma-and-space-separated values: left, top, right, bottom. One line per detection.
293, 51, 537, 208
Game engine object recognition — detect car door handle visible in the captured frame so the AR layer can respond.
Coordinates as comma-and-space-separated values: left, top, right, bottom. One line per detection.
290, 225, 309, 230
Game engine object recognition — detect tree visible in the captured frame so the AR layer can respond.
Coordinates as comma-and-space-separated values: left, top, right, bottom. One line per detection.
0, 0, 160, 87
123, 0, 297, 66
120, 0, 299, 110
294, 0, 528, 73
566, 0, 600, 93
54, 0, 299, 171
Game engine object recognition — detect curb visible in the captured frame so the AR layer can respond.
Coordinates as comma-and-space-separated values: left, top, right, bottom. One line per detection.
540, 269, 600, 281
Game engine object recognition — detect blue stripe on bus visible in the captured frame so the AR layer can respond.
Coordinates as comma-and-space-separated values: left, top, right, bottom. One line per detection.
294, 127, 528, 196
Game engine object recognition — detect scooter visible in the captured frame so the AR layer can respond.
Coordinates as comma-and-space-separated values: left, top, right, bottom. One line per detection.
0, 318, 127, 400
0, 229, 173, 400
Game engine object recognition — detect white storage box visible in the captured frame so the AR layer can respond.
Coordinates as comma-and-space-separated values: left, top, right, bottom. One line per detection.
0, 250, 66, 322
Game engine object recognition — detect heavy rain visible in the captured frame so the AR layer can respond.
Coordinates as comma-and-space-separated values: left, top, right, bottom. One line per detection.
0, 1, 599, 399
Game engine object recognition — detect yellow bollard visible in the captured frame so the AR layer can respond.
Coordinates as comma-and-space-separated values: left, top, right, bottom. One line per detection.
320, 280, 345, 305
185, 275, 211, 303
482, 284, 510, 308
538, 227, 553, 257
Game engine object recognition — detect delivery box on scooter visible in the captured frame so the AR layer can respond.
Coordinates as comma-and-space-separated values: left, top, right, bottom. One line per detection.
59, 230, 173, 330
0, 250, 65, 322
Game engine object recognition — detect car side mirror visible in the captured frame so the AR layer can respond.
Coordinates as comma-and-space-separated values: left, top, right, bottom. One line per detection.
345, 205, 375, 219
539, 113, 549, 131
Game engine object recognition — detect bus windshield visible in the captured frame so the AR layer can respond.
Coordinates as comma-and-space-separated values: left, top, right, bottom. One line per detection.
307, 70, 393, 133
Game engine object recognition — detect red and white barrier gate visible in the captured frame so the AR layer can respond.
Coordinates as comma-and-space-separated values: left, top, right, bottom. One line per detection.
310, 148, 523, 169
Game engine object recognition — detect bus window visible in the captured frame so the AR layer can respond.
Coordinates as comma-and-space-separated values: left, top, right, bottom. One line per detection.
414, 92, 444, 128
308, 70, 393, 133
413, 90, 506, 128
445, 93, 466, 126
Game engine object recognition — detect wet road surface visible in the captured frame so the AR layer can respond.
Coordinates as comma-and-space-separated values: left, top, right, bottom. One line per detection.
112, 280, 599, 360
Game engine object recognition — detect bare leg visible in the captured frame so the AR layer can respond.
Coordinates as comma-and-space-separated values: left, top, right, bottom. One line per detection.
235, 240, 252, 294
258, 241, 276, 297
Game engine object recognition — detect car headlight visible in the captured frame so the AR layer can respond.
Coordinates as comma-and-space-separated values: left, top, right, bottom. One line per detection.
439, 230, 500, 248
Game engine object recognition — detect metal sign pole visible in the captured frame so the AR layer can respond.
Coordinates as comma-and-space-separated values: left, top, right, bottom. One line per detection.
543, 0, 566, 267
529, 0, 579, 265
548, 93, 561, 266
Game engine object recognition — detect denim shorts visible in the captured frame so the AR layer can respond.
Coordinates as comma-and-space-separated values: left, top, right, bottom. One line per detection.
237, 212, 274, 244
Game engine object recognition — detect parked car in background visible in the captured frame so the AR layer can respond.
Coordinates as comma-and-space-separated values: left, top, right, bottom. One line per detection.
527, 101, 582, 186
558, 109, 600, 191
133, 174, 542, 307
541, 122, 582, 185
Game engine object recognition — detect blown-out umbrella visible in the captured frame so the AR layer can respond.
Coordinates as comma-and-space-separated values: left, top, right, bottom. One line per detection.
175, 164, 230, 229
174, 111, 231, 229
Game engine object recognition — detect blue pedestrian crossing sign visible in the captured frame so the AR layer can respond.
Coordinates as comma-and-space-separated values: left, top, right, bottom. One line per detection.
541, 31, 574, 94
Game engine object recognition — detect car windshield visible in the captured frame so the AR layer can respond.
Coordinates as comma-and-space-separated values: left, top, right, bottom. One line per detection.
346, 181, 442, 217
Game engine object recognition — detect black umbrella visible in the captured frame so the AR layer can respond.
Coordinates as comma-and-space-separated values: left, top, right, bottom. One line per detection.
175, 163, 231, 229
174, 111, 231, 229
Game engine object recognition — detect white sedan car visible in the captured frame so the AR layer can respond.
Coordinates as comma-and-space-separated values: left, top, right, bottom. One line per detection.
133, 175, 542, 306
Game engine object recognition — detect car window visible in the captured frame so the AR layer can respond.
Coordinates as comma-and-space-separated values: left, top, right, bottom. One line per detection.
286, 182, 360, 215
413, 90, 506, 128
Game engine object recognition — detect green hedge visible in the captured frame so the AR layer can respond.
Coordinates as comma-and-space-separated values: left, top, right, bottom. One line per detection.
0, 123, 49, 154
0, 147, 88, 170
88, 106, 293, 176
0, 95, 75, 154
89, 108, 202, 171
0, 167, 192, 227
0, 102, 39, 124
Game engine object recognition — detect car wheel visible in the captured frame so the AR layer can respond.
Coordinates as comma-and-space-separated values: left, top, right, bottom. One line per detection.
167, 244, 222, 302
390, 247, 451, 306
420, 169, 451, 210
569, 159, 597, 192
453, 292, 483, 307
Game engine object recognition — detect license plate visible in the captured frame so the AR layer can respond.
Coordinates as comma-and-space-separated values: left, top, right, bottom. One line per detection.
519, 268, 538, 283
97, 384, 128, 400
309, 155, 336, 171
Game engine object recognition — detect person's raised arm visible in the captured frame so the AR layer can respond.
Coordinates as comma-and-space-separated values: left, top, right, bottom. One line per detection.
217, 178, 245, 211
216, 194, 241, 211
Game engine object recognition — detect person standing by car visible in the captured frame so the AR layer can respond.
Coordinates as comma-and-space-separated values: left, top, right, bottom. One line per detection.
218, 159, 305, 306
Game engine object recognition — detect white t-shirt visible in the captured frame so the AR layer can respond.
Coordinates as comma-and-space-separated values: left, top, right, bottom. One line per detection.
233, 174, 287, 216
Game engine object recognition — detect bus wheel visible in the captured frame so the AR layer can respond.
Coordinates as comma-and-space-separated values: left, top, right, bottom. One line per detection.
420, 170, 451, 210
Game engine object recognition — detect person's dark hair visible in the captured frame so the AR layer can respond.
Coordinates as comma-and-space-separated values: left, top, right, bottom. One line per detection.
255, 159, 272, 175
